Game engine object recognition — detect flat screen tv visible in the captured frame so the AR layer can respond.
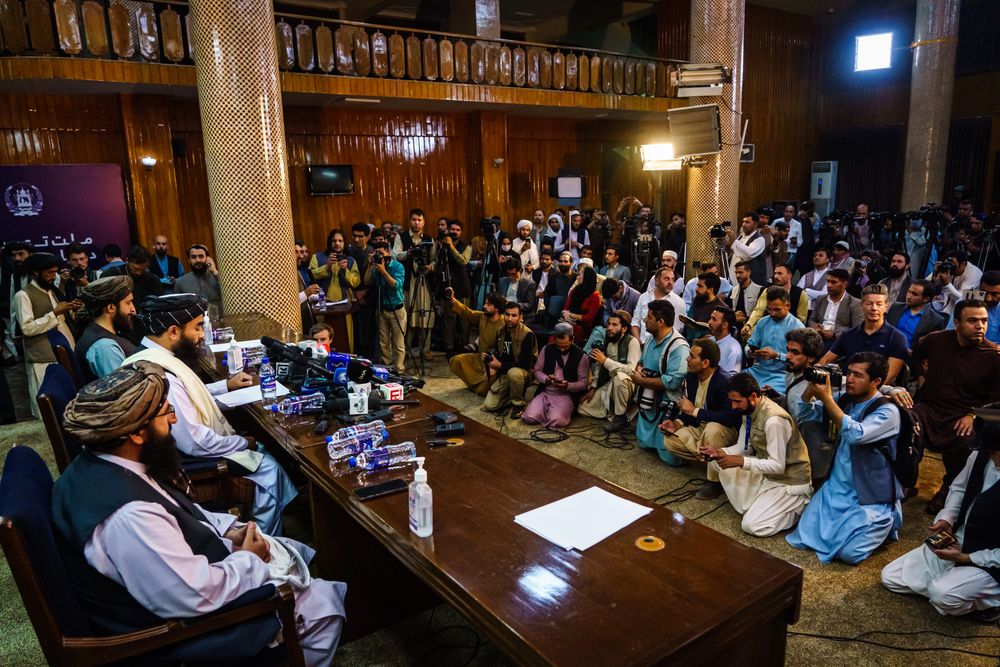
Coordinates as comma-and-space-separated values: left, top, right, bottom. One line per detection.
307, 165, 354, 196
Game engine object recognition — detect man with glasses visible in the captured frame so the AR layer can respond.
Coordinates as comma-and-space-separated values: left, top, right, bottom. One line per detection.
54, 362, 346, 665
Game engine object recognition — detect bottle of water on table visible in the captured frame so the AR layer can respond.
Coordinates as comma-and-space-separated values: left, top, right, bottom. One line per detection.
259, 356, 277, 407
349, 441, 417, 471
271, 392, 325, 415
327, 420, 389, 463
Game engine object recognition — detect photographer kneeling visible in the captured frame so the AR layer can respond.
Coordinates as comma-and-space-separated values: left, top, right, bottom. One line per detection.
482, 302, 537, 419
659, 338, 741, 499
578, 311, 641, 433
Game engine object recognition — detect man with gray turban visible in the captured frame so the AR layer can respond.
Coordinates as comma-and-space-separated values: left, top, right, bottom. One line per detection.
13, 252, 81, 416
124, 293, 297, 535
75, 275, 137, 382
54, 363, 346, 665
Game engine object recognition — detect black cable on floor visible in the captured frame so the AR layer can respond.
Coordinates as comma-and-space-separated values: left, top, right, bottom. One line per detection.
526, 427, 571, 443
788, 629, 999, 658
421, 607, 489, 667
692, 502, 727, 521
650, 478, 706, 504
562, 423, 636, 450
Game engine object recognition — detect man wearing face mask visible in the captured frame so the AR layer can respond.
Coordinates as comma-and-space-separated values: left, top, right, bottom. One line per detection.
173, 244, 222, 316
124, 294, 297, 535
75, 276, 138, 382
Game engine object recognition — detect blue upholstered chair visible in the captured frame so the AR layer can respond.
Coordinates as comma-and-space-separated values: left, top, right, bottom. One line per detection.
46, 328, 83, 389
36, 364, 81, 472
0, 445, 304, 666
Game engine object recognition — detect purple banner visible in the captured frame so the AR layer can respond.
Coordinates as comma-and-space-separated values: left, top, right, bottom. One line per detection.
0, 164, 131, 262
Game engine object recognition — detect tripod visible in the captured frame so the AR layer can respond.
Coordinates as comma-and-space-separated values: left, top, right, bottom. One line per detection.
474, 234, 498, 309
714, 238, 733, 282
406, 267, 434, 379
979, 232, 1000, 271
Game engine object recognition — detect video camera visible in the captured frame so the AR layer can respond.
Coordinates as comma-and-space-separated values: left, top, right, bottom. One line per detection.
412, 239, 434, 269
709, 221, 732, 240
660, 399, 682, 421
803, 364, 843, 389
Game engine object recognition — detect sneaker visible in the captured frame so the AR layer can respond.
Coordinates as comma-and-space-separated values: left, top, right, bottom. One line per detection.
510, 405, 525, 420
695, 481, 724, 500
604, 415, 629, 433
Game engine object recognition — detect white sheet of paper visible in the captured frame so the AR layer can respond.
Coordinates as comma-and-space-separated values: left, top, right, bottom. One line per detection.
324, 299, 350, 307
514, 486, 652, 551
216, 381, 290, 408
209, 339, 262, 354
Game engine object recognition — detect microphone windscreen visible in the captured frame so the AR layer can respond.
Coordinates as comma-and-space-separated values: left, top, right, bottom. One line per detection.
260, 335, 279, 349
347, 360, 373, 383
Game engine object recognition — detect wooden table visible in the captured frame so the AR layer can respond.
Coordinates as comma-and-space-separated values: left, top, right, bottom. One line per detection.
214, 314, 803, 666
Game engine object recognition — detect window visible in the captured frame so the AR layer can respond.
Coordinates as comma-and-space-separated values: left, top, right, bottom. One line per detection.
854, 32, 893, 72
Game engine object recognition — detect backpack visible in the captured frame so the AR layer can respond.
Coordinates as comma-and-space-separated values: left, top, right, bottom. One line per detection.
844, 395, 923, 502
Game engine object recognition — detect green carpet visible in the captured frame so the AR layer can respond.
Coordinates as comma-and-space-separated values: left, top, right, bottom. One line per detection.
1, 361, 997, 666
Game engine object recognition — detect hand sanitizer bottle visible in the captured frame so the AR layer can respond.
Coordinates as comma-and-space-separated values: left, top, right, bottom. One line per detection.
408, 457, 433, 537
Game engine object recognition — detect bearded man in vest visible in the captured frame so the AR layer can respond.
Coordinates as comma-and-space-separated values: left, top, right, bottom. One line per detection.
124, 293, 296, 535
53, 362, 346, 665
578, 310, 641, 433
699, 372, 813, 537
13, 252, 81, 416
75, 275, 138, 381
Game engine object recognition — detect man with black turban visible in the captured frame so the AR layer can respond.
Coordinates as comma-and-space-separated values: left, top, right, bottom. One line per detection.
124, 293, 296, 535
55, 363, 346, 665
75, 275, 138, 382
13, 252, 81, 416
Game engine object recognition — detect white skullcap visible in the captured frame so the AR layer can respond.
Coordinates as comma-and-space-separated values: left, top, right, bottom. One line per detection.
663, 250, 678, 260
517, 219, 532, 230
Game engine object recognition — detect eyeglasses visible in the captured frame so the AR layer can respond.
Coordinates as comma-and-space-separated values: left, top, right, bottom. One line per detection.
154, 405, 176, 419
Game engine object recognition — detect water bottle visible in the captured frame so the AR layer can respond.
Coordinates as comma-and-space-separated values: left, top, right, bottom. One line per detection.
203, 315, 214, 345
259, 357, 276, 407
227, 339, 244, 374
327, 420, 389, 462
349, 441, 417, 471
271, 392, 325, 415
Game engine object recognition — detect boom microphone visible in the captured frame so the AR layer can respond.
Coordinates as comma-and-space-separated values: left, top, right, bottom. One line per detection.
260, 336, 334, 378
325, 394, 420, 413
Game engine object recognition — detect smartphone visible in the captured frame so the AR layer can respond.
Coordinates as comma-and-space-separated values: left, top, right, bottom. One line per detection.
925, 530, 956, 550
353, 478, 407, 501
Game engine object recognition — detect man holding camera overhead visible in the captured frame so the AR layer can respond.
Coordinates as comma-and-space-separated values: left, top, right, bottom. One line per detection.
392, 208, 437, 361
724, 212, 769, 285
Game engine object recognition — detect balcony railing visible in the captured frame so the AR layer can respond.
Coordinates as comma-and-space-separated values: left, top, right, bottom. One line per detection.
0, 0, 681, 98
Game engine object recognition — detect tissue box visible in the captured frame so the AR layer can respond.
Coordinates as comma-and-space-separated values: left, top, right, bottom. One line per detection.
378, 382, 404, 401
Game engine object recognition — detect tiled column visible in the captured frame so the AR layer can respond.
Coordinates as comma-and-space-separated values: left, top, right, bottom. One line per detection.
684, 0, 745, 274
188, 0, 299, 329
900, 0, 960, 210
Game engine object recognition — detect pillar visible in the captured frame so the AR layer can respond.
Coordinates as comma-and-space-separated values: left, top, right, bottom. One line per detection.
684, 0, 745, 274
900, 0, 960, 210
469, 111, 511, 232
450, 0, 501, 40
188, 0, 300, 330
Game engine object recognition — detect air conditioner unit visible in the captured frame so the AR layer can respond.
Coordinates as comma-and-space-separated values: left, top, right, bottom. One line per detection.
670, 64, 732, 97
809, 161, 837, 218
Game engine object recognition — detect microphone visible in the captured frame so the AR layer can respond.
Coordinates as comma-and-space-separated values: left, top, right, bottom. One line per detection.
261, 336, 335, 378
347, 359, 388, 385
325, 394, 420, 414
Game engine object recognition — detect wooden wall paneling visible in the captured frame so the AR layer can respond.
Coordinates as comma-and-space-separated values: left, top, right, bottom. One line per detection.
119, 94, 183, 250
468, 110, 509, 226
589, 55, 601, 93
551, 51, 564, 90
602, 57, 613, 93
388, 33, 404, 78
613, 57, 624, 94
159, 6, 183, 62
439, 38, 454, 81
134, 3, 157, 60
25, 0, 54, 53
511, 45, 524, 86
53, 0, 81, 54
368, 30, 385, 76
404, 34, 421, 79
81, 1, 108, 56
295, 23, 315, 72
656, 0, 689, 61
421, 35, 436, 80
624, 59, 635, 95
352, 28, 370, 75
498, 45, 510, 85
645, 62, 655, 96
0, 0, 28, 53
565, 53, 577, 90
453, 39, 468, 82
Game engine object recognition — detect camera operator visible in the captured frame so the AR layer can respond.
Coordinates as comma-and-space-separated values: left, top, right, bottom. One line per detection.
881, 410, 1000, 621
579, 310, 641, 433
772, 327, 831, 479
929, 249, 983, 317
363, 241, 406, 374
499, 256, 537, 317
512, 219, 539, 273
787, 352, 903, 565
658, 338, 740, 493
392, 208, 438, 361
470, 217, 502, 308
725, 212, 769, 285
744, 286, 805, 393
482, 301, 537, 419
434, 219, 472, 354
698, 372, 812, 535
61, 242, 98, 301
663, 211, 686, 260
347, 222, 377, 359
913, 299, 1000, 515
446, 289, 506, 395
632, 300, 690, 457
954, 212, 989, 264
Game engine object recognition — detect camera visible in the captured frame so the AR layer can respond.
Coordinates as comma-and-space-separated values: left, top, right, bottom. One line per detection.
660, 399, 681, 421
937, 260, 956, 275
412, 239, 433, 268
590, 342, 606, 354
483, 350, 496, 364
69, 266, 86, 280
640, 368, 660, 378
709, 221, 732, 239
803, 364, 843, 389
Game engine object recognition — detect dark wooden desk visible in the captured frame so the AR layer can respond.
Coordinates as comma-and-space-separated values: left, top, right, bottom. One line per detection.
214, 315, 802, 666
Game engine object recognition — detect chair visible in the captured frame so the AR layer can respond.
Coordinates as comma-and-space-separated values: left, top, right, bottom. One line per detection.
35, 365, 254, 515
0, 445, 304, 667
46, 329, 83, 390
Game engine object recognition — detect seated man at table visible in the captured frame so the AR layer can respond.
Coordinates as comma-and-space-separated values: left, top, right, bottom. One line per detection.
786, 352, 902, 565
75, 275, 138, 382
124, 294, 297, 535
446, 289, 506, 395
881, 429, 1000, 622
699, 373, 812, 536
659, 338, 740, 492
56, 363, 345, 665
522, 322, 589, 428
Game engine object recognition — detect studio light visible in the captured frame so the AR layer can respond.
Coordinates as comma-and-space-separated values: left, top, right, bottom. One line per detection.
670, 63, 732, 97
640, 143, 683, 171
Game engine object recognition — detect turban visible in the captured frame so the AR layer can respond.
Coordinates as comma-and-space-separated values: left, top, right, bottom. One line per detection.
547, 213, 563, 225
517, 219, 532, 231
569, 210, 581, 219
662, 250, 678, 260
25, 252, 59, 272
64, 361, 167, 445
613, 309, 632, 325
139, 293, 207, 335
80, 275, 133, 314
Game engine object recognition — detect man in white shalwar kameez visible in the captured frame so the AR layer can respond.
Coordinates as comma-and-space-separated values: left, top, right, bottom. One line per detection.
124, 293, 297, 535
55, 362, 344, 666
699, 372, 812, 537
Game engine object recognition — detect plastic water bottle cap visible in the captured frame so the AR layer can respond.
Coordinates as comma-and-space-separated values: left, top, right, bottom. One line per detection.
262, 357, 270, 364
347, 456, 358, 467
270, 404, 278, 413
